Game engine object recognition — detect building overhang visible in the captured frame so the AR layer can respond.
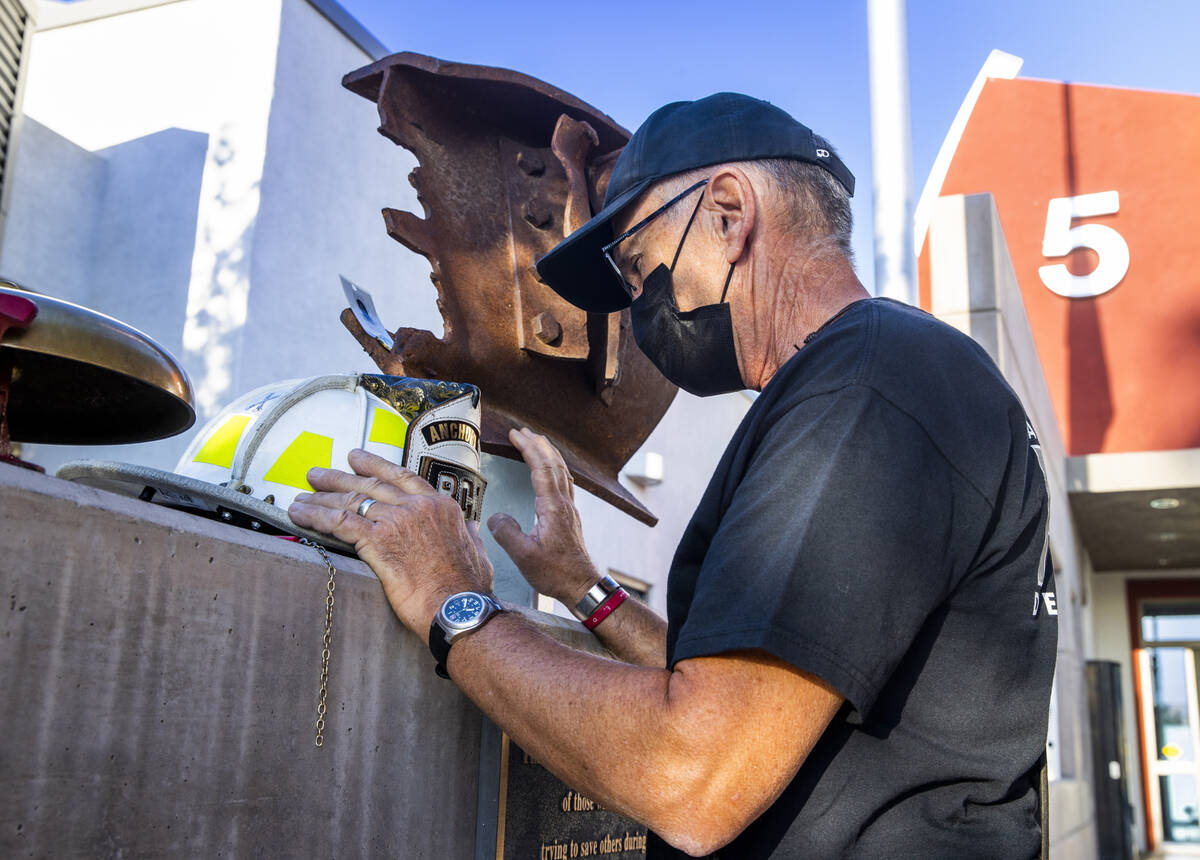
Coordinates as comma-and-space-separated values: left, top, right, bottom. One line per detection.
1068, 449, 1200, 571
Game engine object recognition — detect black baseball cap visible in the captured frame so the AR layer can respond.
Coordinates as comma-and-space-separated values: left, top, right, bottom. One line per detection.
535, 92, 855, 313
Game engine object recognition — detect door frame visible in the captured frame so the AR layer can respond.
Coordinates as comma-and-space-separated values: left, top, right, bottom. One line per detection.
1127, 579, 1200, 852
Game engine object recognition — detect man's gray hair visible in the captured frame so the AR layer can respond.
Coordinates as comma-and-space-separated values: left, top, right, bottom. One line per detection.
656, 136, 854, 263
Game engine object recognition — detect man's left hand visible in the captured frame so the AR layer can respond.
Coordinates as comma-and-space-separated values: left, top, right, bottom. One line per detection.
287, 448, 494, 640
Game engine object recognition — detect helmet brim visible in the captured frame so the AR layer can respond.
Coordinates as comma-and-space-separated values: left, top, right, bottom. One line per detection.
56, 459, 358, 555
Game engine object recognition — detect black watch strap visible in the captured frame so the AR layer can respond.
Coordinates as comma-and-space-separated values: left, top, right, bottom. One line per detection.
429, 619, 453, 679
428, 594, 502, 680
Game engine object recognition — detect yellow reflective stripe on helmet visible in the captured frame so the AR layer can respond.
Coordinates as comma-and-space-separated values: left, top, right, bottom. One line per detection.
262, 431, 334, 491
367, 407, 408, 449
192, 414, 252, 469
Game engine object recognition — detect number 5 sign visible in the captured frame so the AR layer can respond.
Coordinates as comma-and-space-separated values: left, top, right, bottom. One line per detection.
1038, 191, 1130, 298
915, 72, 1200, 456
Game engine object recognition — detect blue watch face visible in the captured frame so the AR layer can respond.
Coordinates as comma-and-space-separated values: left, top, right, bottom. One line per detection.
444, 593, 485, 624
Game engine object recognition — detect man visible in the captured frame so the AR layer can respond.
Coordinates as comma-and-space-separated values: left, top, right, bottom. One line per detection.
289, 93, 1058, 858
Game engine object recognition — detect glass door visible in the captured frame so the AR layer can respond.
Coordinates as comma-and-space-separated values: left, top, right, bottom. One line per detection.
1142, 604, 1200, 844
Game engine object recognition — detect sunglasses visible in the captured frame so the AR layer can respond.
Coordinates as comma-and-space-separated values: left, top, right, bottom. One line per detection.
601, 178, 709, 299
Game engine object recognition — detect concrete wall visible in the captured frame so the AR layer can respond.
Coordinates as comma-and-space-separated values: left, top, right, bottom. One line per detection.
247, 0, 438, 393
0, 117, 107, 304
88, 127, 209, 360
927, 192, 1099, 858
1, 462, 486, 858
1, 459, 607, 857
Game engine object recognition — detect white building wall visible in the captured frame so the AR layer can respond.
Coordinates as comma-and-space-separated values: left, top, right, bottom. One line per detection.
7, 0, 284, 472
4, 0, 427, 473
1, 117, 107, 303
245, 0, 436, 393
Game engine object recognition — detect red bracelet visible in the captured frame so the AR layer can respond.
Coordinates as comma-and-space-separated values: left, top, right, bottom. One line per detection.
584, 587, 628, 631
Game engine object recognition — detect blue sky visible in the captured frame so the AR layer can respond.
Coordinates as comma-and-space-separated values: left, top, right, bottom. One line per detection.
337, 0, 1199, 292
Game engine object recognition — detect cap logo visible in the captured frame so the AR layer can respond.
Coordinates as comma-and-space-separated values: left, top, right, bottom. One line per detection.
815, 149, 830, 158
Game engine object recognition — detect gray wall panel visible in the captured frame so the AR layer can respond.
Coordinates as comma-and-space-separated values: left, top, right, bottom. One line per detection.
0, 464, 483, 858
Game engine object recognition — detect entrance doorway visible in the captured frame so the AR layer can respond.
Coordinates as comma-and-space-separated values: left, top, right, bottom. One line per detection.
1136, 597, 1200, 848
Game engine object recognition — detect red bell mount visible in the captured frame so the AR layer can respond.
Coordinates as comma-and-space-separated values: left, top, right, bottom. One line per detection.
0, 292, 41, 472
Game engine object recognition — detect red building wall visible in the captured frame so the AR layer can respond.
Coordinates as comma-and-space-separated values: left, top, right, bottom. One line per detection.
918, 78, 1200, 456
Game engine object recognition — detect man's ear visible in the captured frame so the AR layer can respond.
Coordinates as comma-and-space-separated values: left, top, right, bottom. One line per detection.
707, 166, 757, 264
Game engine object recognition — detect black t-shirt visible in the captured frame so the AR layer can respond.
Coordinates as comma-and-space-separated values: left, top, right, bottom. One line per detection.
647, 299, 1058, 859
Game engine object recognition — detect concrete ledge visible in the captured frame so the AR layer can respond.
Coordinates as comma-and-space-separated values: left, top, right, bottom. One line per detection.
0, 464, 589, 856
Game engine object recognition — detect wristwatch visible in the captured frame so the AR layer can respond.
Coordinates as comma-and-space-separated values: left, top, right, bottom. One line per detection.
428, 591, 503, 679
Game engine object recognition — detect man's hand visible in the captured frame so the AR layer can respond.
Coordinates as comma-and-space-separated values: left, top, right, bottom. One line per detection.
487, 428, 601, 607
488, 427, 668, 667
287, 448, 493, 640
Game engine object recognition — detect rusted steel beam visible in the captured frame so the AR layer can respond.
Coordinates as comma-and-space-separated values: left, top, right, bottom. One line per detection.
342, 53, 676, 526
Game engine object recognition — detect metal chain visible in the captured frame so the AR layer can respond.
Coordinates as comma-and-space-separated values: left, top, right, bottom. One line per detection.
300, 537, 337, 748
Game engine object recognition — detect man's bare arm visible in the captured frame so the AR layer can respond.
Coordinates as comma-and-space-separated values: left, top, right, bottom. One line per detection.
289, 448, 842, 855
448, 617, 841, 856
573, 590, 667, 667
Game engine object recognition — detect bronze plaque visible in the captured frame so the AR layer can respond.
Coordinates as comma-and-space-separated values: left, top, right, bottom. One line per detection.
495, 735, 647, 859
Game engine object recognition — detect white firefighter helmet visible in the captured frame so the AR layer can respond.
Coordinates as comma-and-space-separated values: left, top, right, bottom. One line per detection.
58, 374, 486, 553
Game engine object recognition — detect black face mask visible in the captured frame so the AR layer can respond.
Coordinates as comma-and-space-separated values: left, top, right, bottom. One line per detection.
629, 196, 745, 397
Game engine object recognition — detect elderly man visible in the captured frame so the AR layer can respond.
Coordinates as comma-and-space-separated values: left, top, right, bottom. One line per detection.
289, 93, 1058, 858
